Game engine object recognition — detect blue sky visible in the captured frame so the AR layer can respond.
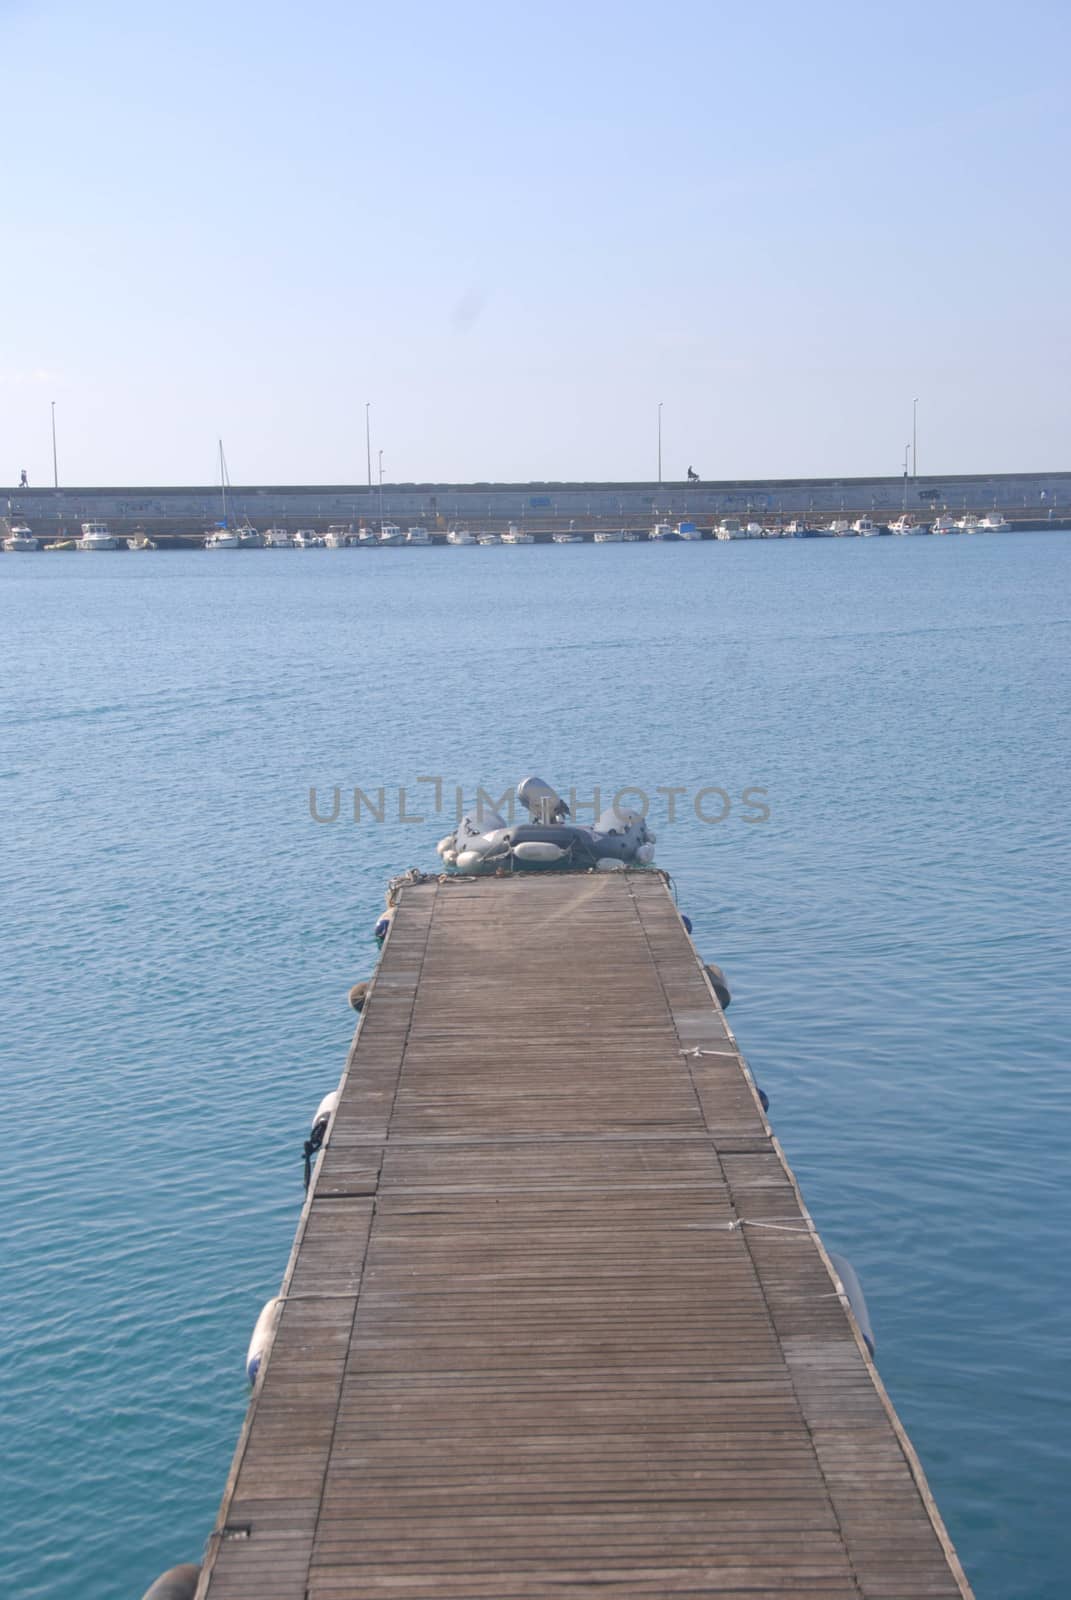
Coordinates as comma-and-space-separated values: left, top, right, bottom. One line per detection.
2, 0, 1068, 484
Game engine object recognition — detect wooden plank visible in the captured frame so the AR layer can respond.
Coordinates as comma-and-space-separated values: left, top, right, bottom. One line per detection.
197, 872, 972, 1600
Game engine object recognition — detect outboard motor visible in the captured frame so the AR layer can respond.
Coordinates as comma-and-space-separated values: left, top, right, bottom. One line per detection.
517, 776, 570, 823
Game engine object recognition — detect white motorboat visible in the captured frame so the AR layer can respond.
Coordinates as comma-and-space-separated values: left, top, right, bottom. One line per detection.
931, 514, 957, 535
264, 527, 295, 548
852, 517, 879, 537
714, 518, 742, 541
3, 522, 38, 551
294, 528, 323, 548
954, 513, 980, 534
356, 526, 377, 546
552, 532, 583, 544
126, 533, 157, 551
205, 528, 240, 549
676, 521, 703, 541
649, 522, 675, 540
237, 523, 263, 548
378, 523, 406, 546
77, 520, 118, 550
888, 515, 927, 536
324, 524, 354, 548
501, 524, 534, 544
784, 520, 811, 537
825, 519, 851, 537
594, 529, 624, 543
978, 511, 1010, 532
477, 532, 501, 546
405, 526, 431, 546
744, 521, 766, 539
446, 528, 476, 546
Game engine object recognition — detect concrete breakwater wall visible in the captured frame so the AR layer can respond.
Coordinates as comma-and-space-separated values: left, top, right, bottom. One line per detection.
5, 470, 1070, 537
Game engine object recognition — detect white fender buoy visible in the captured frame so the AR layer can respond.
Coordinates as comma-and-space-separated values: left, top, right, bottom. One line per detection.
455, 849, 482, 872
311, 1089, 339, 1142
513, 840, 568, 864
303, 1088, 340, 1191
635, 842, 656, 864
704, 962, 732, 1010
436, 834, 455, 857
443, 849, 458, 866
140, 1564, 200, 1600
828, 1252, 875, 1357
596, 856, 626, 871
246, 1297, 281, 1384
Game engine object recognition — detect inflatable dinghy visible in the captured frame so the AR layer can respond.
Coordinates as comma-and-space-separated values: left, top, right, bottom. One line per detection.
437, 777, 656, 875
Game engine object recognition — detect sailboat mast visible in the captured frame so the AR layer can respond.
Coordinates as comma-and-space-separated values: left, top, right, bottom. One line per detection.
219, 439, 228, 528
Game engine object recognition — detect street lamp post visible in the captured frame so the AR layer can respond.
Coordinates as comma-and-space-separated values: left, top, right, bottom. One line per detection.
657, 402, 663, 486
902, 444, 910, 511
365, 403, 372, 491
51, 400, 58, 488
912, 398, 919, 479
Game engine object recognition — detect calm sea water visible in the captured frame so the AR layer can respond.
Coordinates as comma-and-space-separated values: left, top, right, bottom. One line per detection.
2, 534, 1068, 1600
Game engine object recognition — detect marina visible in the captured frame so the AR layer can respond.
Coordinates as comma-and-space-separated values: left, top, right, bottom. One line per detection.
4, 511, 1064, 553
4, 469, 1070, 555
179, 857, 971, 1600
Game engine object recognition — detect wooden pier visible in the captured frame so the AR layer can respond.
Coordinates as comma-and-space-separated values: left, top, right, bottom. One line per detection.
196, 871, 972, 1600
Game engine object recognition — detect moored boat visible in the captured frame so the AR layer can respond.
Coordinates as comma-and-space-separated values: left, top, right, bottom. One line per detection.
264, 527, 295, 548
954, 513, 980, 534
446, 527, 476, 545
294, 528, 323, 548
649, 522, 675, 540
378, 523, 406, 546
888, 515, 927, 536
205, 528, 240, 549
237, 524, 264, 548
405, 526, 431, 546
501, 524, 534, 544
714, 518, 742, 541
852, 516, 879, 537
552, 532, 583, 543
593, 529, 624, 543
931, 513, 957, 535
324, 524, 354, 548
436, 776, 657, 876
676, 521, 703, 541
3, 521, 38, 551
977, 511, 1010, 531
77, 520, 118, 550
477, 532, 501, 546
126, 532, 157, 551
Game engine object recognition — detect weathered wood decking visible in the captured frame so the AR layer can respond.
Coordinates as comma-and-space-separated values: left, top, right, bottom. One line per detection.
196, 872, 972, 1600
